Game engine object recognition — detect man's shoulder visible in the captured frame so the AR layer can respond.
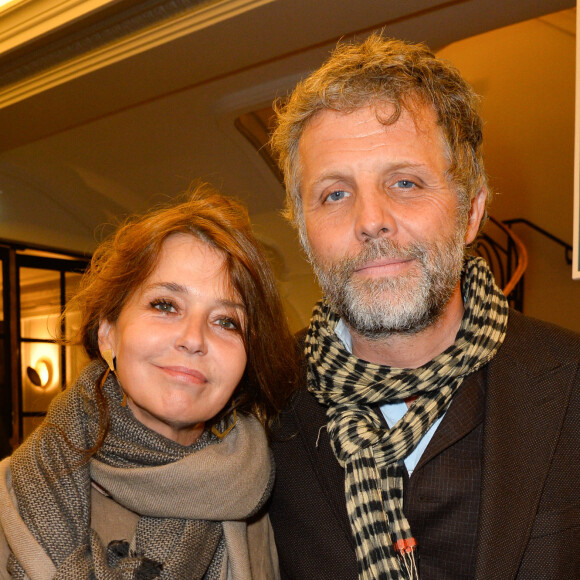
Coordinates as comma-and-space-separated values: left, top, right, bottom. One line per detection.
281, 326, 325, 416
488, 309, 580, 406
272, 380, 326, 441
502, 309, 580, 363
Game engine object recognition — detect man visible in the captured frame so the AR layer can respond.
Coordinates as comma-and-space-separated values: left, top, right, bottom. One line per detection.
268, 34, 580, 580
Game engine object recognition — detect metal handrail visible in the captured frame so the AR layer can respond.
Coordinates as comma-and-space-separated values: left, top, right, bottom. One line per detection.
474, 216, 572, 312
503, 218, 572, 265
490, 217, 528, 297
472, 216, 528, 311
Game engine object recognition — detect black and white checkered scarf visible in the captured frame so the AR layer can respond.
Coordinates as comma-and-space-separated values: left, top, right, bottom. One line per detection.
306, 256, 509, 579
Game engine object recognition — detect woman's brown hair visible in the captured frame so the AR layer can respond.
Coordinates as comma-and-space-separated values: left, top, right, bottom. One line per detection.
65, 184, 298, 439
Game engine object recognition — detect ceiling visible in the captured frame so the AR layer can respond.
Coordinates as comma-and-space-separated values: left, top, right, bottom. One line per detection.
0, 0, 575, 258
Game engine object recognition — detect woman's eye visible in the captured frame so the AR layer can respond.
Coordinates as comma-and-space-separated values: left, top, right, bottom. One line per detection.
326, 190, 350, 203
151, 300, 176, 313
216, 317, 238, 331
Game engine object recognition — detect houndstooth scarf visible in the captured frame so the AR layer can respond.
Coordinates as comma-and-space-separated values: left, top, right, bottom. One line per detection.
306, 256, 509, 580
7, 361, 273, 579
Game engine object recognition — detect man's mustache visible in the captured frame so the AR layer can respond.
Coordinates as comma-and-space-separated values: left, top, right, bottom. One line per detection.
326, 238, 426, 276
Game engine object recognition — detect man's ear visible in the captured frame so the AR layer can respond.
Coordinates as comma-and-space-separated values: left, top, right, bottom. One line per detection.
97, 319, 114, 354
465, 187, 487, 245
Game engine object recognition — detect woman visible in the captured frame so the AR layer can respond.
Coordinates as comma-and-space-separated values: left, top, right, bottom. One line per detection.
0, 185, 298, 579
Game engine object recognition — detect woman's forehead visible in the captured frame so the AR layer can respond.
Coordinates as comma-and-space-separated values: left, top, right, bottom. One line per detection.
139, 233, 242, 301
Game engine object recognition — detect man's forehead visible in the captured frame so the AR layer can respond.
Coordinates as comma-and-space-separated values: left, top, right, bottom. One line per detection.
301, 99, 440, 142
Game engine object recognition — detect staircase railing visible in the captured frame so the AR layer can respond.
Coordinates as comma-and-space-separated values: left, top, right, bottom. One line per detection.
473, 216, 573, 312
503, 218, 573, 265
472, 216, 528, 311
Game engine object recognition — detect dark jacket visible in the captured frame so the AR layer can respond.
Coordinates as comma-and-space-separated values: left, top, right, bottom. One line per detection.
270, 310, 580, 579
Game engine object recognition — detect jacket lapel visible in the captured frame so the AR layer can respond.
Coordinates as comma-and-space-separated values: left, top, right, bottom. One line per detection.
291, 388, 355, 547
475, 314, 577, 579
415, 369, 485, 473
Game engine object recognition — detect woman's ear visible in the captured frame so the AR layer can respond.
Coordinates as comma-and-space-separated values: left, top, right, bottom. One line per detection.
98, 319, 114, 353
98, 320, 117, 372
97, 320, 116, 374
465, 187, 487, 245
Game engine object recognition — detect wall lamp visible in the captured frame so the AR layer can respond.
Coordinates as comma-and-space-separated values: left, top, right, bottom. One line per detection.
26, 358, 53, 389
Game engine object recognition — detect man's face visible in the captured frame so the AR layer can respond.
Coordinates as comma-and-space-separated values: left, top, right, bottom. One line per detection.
298, 103, 481, 338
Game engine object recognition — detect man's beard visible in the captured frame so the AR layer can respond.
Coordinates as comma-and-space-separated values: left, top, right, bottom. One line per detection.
305, 226, 466, 340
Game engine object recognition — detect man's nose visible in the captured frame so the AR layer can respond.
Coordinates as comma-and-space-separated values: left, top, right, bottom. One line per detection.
354, 188, 397, 242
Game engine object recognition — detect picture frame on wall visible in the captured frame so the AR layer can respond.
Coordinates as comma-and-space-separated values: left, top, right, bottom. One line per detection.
574, 4, 580, 280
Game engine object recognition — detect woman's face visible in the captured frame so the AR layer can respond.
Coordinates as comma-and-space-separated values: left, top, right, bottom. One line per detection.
98, 233, 247, 445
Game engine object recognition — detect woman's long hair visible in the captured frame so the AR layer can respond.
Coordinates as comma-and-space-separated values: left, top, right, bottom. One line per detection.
62, 184, 299, 449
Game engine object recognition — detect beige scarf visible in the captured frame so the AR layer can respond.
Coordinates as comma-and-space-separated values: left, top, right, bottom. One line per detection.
2, 361, 273, 579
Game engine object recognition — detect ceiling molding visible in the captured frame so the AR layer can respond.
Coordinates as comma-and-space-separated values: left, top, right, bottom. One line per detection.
0, 0, 272, 106
1, 0, 120, 49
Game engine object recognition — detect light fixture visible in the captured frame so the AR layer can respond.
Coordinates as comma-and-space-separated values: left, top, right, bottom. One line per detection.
0, 0, 19, 10
27, 358, 53, 389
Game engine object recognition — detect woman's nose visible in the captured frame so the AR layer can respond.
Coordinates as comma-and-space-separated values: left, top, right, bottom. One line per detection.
175, 315, 207, 354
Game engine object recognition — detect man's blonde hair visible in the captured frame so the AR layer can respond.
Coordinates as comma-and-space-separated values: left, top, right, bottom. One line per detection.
270, 33, 488, 233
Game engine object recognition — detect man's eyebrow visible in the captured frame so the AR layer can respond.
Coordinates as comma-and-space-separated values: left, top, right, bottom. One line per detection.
311, 171, 348, 187
312, 161, 431, 185
144, 282, 246, 310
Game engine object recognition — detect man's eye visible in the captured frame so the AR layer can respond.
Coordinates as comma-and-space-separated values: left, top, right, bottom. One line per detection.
394, 180, 416, 189
151, 300, 176, 313
326, 190, 350, 203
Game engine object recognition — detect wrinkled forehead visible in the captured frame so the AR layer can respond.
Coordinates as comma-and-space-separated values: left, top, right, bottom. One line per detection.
295, 98, 450, 184
300, 94, 440, 138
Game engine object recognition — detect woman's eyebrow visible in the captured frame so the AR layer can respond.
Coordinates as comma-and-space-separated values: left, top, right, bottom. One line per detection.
218, 299, 246, 312
144, 282, 246, 310
145, 282, 187, 293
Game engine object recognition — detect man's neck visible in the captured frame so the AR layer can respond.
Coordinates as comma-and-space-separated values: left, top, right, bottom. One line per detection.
349, 285, 464, 369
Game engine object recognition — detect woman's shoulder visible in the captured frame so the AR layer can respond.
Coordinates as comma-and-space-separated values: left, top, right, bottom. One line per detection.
0, 457, 13, 579
0, 457, 56, 579
0, 524, 10, 580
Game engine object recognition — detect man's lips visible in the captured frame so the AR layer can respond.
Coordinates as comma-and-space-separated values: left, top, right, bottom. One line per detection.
354, 257, 414, 275
158, 365, 207, 383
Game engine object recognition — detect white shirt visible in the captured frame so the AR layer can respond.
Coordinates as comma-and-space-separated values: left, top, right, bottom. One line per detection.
334, 319, 443, 476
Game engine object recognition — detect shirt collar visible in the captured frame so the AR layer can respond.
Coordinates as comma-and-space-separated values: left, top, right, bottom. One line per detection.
335, 318, 353, 353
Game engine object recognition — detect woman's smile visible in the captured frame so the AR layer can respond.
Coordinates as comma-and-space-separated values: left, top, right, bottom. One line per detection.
157, 364, 208, 384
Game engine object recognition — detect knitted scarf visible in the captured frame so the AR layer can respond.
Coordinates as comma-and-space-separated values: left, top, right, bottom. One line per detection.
306, 256, 509, 580
7, 361, 273, 579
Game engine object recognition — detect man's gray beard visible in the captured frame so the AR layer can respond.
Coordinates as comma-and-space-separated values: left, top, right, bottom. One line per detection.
305, 229, 466, 340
